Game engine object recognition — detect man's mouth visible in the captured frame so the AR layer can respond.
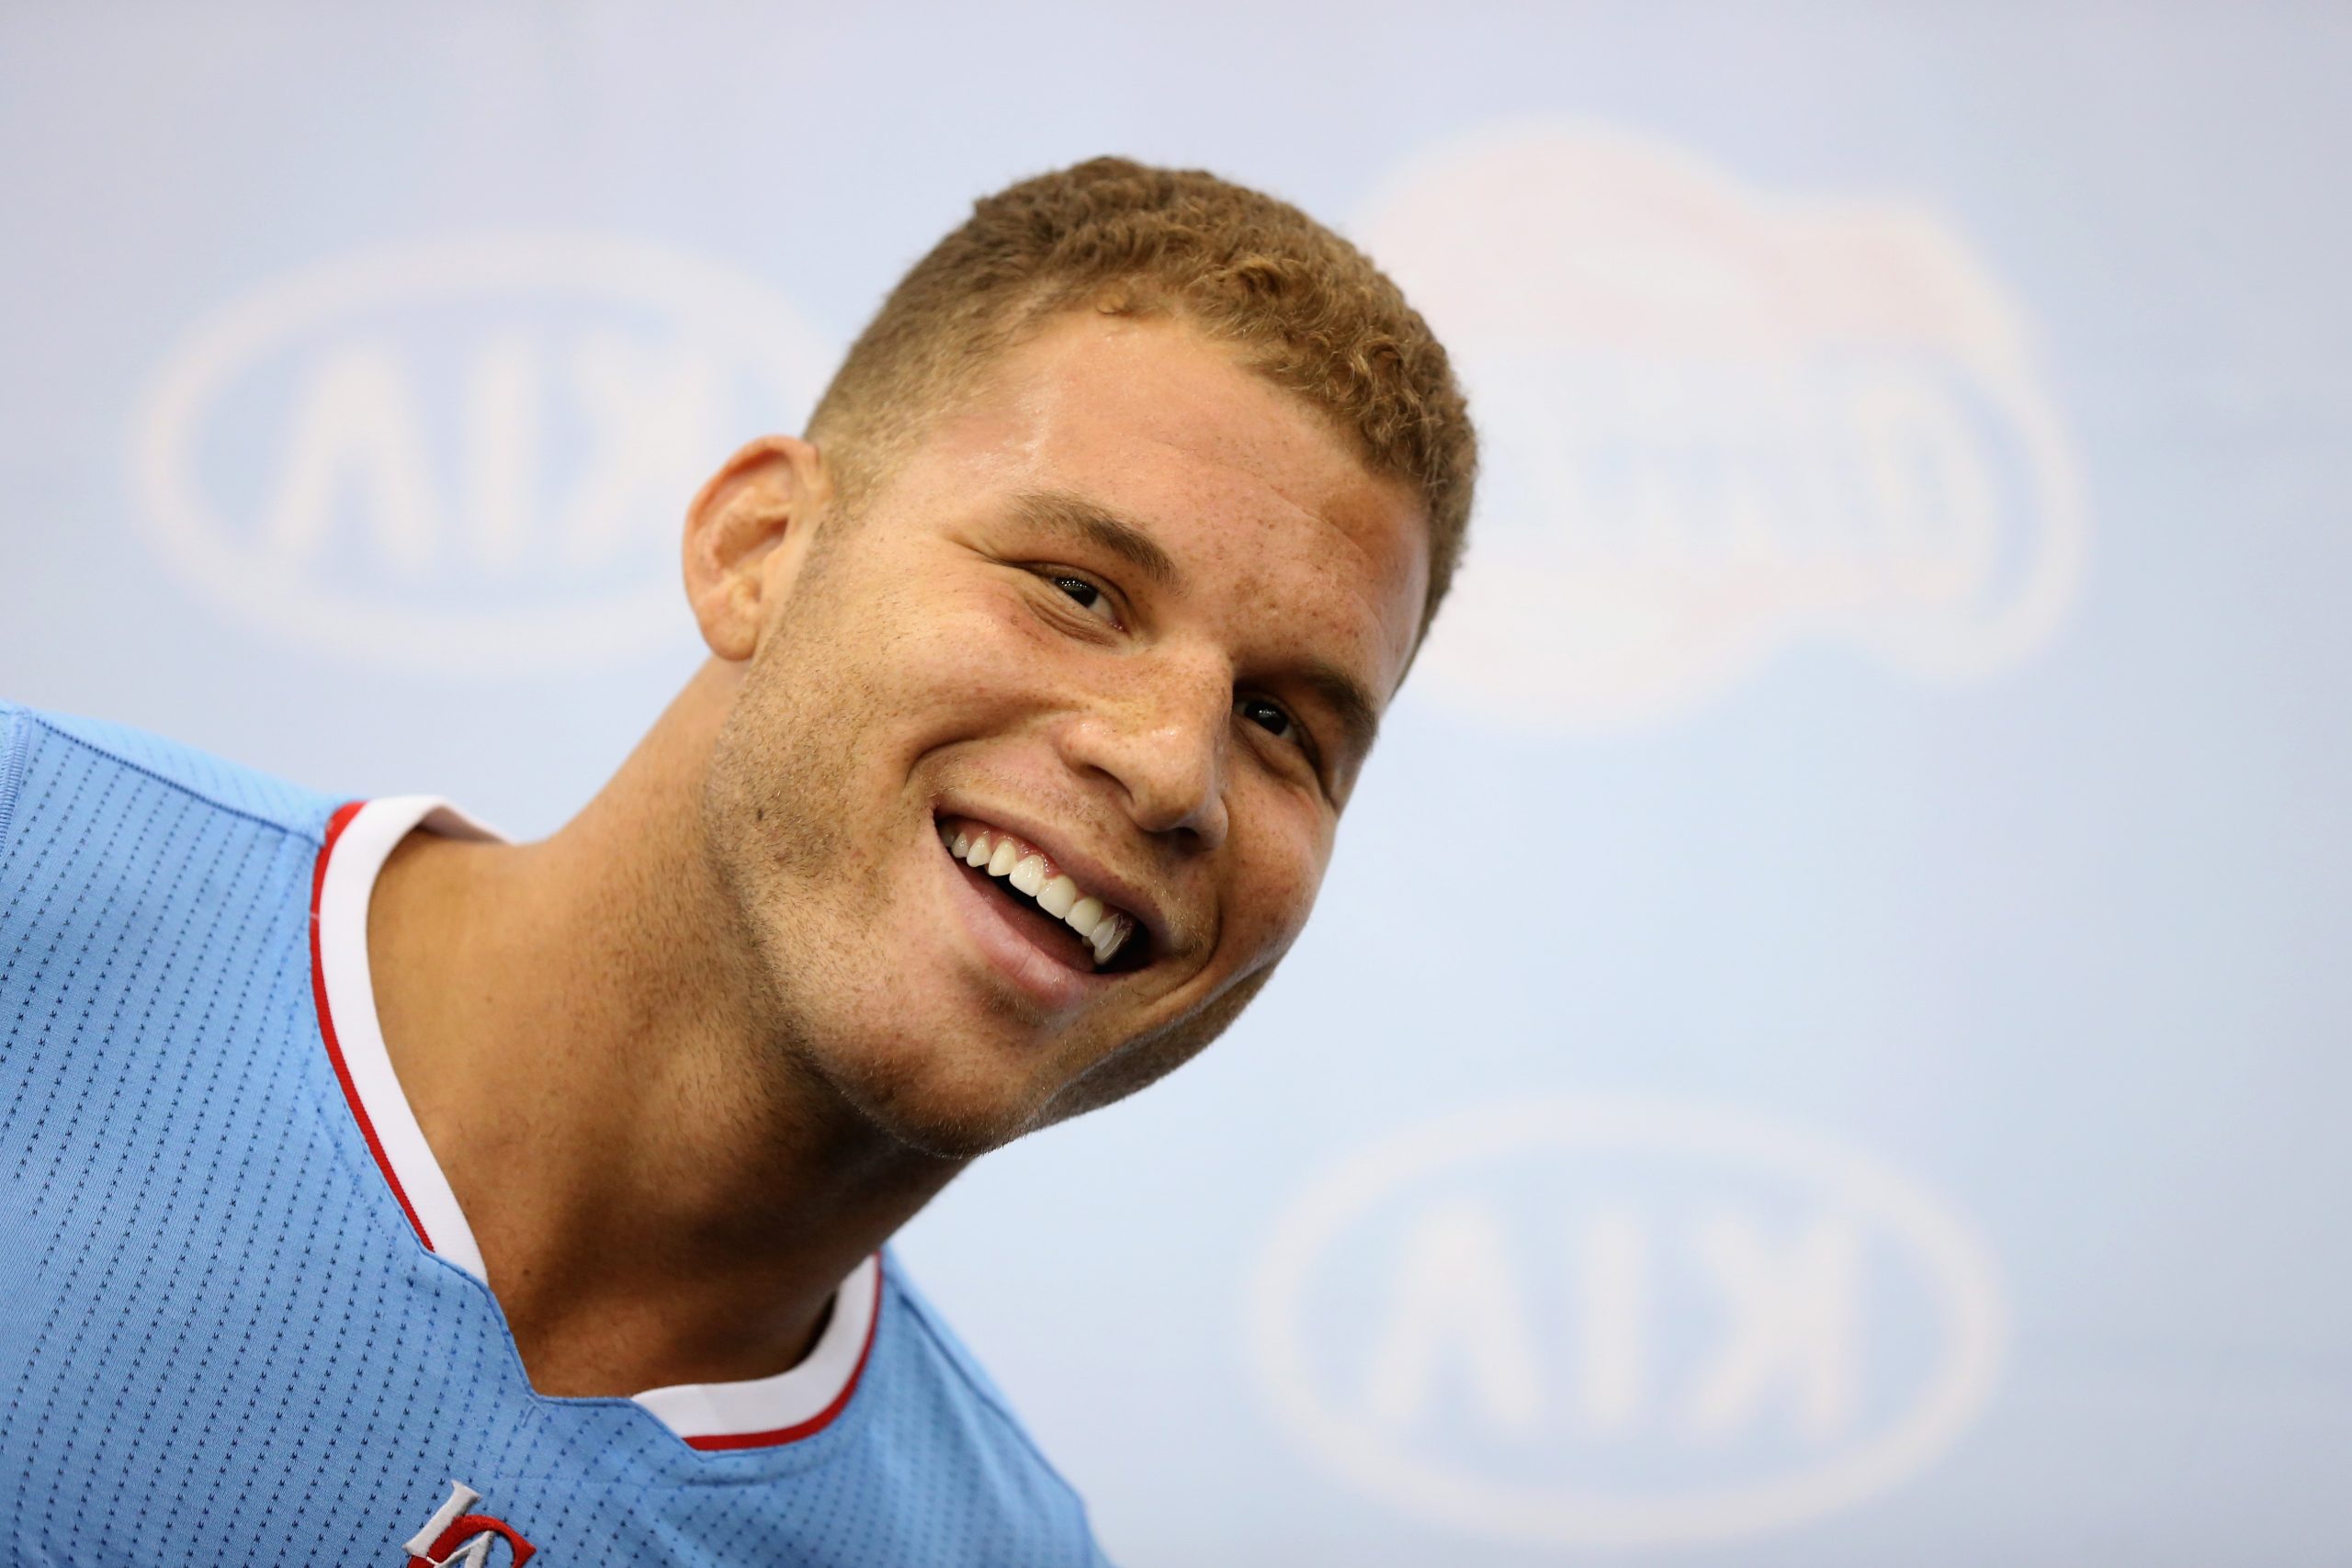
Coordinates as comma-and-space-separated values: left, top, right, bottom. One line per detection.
935, 816, 1144, 972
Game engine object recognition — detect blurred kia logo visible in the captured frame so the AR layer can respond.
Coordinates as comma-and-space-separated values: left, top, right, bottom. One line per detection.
1248, 1097, 2007, 1548
1362, 124, 2087, 728
131, 234, 830, 671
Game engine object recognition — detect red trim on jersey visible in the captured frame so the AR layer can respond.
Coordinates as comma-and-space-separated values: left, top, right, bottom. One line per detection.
311, 799, 437, 1254
414, 1514, 537, 1567
681, 1262, 885, 1451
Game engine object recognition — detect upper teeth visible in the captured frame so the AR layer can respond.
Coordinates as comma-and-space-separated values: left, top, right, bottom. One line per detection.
943, 819, 1138, 966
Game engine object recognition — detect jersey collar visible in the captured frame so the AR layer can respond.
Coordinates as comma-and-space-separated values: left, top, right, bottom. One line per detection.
310, 795, 880, 1451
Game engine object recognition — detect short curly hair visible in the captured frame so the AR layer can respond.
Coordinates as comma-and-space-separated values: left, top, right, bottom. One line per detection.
806, 156, 1476, 639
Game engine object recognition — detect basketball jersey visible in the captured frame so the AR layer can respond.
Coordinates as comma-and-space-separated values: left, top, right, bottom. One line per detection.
0, 701, 1108, 1565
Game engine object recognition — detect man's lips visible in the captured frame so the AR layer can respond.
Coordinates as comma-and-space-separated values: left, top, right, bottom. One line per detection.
933, 829, 1121, 1010
950, 854, 1103, 968
933, 815, 1148, 967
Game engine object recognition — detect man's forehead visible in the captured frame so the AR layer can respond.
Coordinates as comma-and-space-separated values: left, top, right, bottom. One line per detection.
928, 312, 1434, 691
981, 313, 1363, 485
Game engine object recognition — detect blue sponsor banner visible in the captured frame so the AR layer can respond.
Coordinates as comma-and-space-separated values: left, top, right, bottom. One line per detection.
4, 6, 2347, 1564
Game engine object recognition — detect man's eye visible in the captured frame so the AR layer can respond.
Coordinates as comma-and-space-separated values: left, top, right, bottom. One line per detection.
1051, 575, 1117, 623
1238, 696, 1298, 744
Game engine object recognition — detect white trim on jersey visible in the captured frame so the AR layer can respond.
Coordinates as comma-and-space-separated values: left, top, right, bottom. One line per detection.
317, 795, 500, 1282
316, 795, 880, 1449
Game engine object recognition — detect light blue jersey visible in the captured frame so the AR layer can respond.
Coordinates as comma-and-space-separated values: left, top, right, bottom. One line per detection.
0, 702, 1106, 1566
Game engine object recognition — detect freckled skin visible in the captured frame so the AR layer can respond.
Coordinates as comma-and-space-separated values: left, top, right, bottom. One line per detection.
703, 310, 1431, 1157
367, 309, 1433, 1396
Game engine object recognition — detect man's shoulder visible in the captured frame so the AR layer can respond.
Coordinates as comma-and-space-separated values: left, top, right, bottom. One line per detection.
0, 699, 338, 860
868, 1250, 1113, 1563
0, 700, 342, 998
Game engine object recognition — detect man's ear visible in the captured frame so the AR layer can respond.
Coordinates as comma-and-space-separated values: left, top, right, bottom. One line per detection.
682, 434, 833, 662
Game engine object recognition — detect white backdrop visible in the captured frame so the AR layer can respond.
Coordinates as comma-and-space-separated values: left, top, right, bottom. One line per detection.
5, 5, 2348, 1563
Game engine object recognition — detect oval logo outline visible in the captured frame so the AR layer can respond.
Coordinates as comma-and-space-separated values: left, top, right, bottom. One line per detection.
1247, 1094, 2008, 1549
130, 231, 832, 673
1355, 120, 2090, 732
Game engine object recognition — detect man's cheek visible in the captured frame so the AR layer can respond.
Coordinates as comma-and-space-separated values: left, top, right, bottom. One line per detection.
1244, 829, 1330, 953
910, 588, 1061, 707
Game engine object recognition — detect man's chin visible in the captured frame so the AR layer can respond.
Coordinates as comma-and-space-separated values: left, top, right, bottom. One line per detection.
809, 1041, 1062, 1162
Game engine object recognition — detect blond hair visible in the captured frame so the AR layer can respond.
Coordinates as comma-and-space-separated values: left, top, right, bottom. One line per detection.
807, 156, 1476, 636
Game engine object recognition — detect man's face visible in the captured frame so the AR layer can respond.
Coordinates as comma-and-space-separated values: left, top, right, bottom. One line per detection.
700, 310, 1430, 1157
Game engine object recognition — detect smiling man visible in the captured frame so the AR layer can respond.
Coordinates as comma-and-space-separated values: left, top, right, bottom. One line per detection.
0, 159, 1473, 1562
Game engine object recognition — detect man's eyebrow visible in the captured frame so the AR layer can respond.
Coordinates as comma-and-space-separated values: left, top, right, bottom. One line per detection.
1299, 660, 1384, 776
1009, 489, 1180, 587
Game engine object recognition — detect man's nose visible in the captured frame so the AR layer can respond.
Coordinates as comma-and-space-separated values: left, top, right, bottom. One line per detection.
1060, 655, 1232, 850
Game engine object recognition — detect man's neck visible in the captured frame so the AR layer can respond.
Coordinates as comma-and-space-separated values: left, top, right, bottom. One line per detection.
366, 663, 963, 1398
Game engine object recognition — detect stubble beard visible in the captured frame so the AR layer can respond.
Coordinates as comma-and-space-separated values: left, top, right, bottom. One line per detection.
699, 589, 1029, 1163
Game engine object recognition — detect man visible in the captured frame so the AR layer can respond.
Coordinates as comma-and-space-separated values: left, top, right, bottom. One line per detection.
0, 158, 1474, 1562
